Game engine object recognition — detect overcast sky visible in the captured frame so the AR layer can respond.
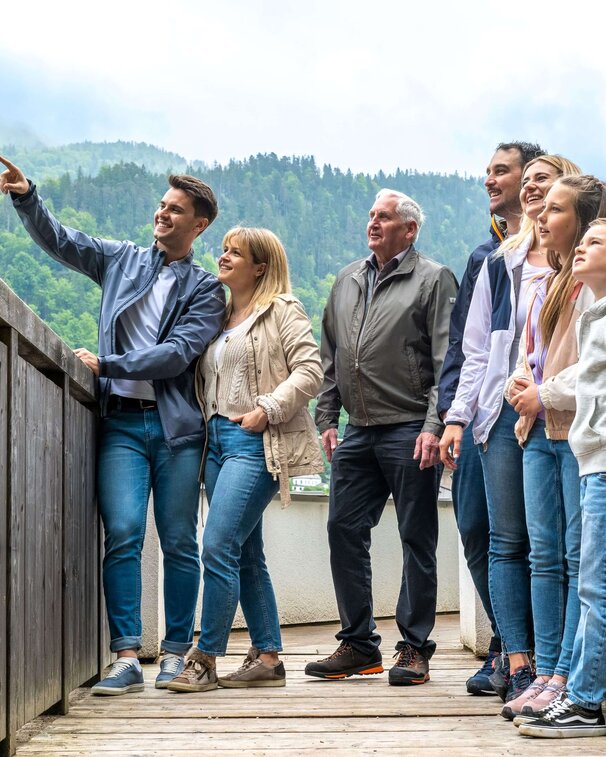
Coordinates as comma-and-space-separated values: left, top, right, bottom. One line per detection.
2, 0, 605, 177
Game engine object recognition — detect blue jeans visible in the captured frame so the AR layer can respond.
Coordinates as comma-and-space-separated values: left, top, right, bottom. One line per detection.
197, 415, 281, 657
328, 422, 439, 658
523, 422, 581, 677
452, 424, 499, 646
567, 473, 606, 709
98, 408, 203, 654
479, 402, 532, 654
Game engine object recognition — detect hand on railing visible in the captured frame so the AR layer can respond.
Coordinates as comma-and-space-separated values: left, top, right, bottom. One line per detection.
0, 155, 29, 196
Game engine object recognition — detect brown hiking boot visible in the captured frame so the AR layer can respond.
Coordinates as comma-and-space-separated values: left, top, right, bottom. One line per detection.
304, 641, 383, 679
167, 648, 218, 693
388, 643, 430, 686
218, 647, 286, 688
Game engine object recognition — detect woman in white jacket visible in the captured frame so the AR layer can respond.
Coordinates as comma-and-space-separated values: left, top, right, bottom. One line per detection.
440, 155, 580, 705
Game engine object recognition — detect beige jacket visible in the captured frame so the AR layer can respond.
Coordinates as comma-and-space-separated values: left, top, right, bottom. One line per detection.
196, 293, 324, 505
504, 282, 594, 444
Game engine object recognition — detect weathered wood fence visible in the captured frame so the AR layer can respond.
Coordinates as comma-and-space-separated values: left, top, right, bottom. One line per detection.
0, 279, 110, 756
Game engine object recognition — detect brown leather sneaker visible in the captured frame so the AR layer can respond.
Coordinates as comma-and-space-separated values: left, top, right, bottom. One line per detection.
218, 647, 286, 688
167, 648, 218, 693
304, 641, 383, 679
388, 643, 430, 685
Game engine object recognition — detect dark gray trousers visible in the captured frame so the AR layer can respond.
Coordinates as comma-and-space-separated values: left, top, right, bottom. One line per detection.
327, 422, 440, 658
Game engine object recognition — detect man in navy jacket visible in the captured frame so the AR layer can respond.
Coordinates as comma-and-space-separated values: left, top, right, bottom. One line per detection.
1, 155, 225, 695
437, 141, 543, 694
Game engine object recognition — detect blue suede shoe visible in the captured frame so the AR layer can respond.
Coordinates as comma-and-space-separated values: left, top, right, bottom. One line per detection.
466, 650, 500, 695
92, 659, 144, 696
155, 654, 185, 689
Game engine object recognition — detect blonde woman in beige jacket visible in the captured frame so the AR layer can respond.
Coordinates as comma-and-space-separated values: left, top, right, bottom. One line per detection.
169, 227, 323, 694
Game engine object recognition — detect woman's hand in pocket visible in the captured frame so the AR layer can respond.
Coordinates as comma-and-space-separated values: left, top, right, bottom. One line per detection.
231, 407, 269, 433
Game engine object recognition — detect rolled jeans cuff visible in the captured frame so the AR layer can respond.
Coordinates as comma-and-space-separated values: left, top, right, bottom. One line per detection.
161, 638, 193, 655
110, 635, 142, 653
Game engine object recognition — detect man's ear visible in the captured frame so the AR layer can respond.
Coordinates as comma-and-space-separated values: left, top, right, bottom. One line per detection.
406, 220, 418, 242
195, 217, 210, 236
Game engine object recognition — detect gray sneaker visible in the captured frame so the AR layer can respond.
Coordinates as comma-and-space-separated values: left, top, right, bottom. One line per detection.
167, 648, 218, 693
218, 647, 286, 688
155, 653, 185, 689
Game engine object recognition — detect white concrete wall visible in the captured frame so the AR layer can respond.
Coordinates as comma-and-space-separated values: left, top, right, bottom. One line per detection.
140, 492, 460, 658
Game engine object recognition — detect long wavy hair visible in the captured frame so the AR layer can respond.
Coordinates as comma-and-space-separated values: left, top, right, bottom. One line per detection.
539, 176, 606, 344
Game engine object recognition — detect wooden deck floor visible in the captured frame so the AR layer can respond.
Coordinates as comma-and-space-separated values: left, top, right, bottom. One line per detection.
16, 614, 606, 756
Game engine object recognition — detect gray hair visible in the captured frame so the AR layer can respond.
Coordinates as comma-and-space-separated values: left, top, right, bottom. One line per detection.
375, 188, 425, 241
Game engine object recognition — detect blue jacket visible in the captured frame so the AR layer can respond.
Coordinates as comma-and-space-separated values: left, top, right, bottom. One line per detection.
437, 217, 505, 416
13, 184, 225, 448
445, 237, 530, 443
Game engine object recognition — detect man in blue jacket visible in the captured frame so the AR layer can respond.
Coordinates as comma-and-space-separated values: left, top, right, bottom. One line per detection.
437, 141, 543, 694
0, 155, 225, 695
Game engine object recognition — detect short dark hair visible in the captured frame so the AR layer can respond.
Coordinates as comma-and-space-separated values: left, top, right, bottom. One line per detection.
168, 174, 218, 225
496, 141, 545, 169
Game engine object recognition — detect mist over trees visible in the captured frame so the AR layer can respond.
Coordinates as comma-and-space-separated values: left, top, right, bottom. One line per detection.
0, 141, 491, 350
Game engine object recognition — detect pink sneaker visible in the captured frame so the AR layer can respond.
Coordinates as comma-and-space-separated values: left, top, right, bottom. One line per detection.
515, 679, 567, 723
501, 678, 547, 720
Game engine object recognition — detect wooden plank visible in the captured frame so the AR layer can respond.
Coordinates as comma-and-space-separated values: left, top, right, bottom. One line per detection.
63, 392, 99, 698
8, 334, 26, 754
22, 363, 63, 724
0, 339, 7, 745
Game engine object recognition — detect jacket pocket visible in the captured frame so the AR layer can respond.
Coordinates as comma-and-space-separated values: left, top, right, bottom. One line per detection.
403, 345, 427, 401
573, 398, 606, 455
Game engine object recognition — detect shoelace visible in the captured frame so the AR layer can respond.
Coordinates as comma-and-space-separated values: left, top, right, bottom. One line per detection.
393, 646, 416, 668
543, 696, 574, 721
160, 655, 183, 675
322, 642, 351, 661
541, 689, 573, 720
105, 660, 136, 679
476, 652, 499, 676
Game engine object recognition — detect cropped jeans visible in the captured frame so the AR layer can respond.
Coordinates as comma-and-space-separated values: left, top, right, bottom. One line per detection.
197, 415, 281, 657
98, 408, 203, 654
523, 421, 581, 677
567, 473, 606, 709
479, 402, 533, 655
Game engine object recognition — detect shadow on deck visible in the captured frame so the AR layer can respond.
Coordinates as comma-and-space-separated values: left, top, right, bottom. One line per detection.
15, 614, 605, 756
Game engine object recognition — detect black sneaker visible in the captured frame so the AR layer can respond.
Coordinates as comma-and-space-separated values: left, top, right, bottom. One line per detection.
518, 696, 606, 738
304, 641, 383, 679
488, 654, 510, 701
388, 643, 430, 686
466, 650, 500, 695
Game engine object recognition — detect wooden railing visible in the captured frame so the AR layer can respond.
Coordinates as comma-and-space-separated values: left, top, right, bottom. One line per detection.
0, 279, 110, 756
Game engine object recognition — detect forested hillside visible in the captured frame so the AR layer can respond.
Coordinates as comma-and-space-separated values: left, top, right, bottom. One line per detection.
0, 141, 491, 350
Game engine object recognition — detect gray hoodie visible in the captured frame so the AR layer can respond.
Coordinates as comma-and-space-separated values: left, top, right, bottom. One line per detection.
568, 296, 606, 475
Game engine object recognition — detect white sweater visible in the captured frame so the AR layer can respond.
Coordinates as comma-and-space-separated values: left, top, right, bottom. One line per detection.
569, 296, 606, 475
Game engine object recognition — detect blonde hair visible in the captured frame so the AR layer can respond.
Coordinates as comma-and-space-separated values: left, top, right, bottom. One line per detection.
539, 176, 606, 344
222, 227, 291, 319
494, 155, 582, 259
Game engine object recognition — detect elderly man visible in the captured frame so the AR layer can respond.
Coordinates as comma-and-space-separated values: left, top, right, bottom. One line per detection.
307, 189, 457, 685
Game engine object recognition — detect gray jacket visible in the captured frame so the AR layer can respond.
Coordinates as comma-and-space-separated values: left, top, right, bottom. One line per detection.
568, 295, 606, 475
13, 184, 225, 448
315, 246, 458, 436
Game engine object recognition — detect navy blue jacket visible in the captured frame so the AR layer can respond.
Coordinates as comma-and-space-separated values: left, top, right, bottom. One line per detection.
437, 217, 505, 416
13, 184, 225, 448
